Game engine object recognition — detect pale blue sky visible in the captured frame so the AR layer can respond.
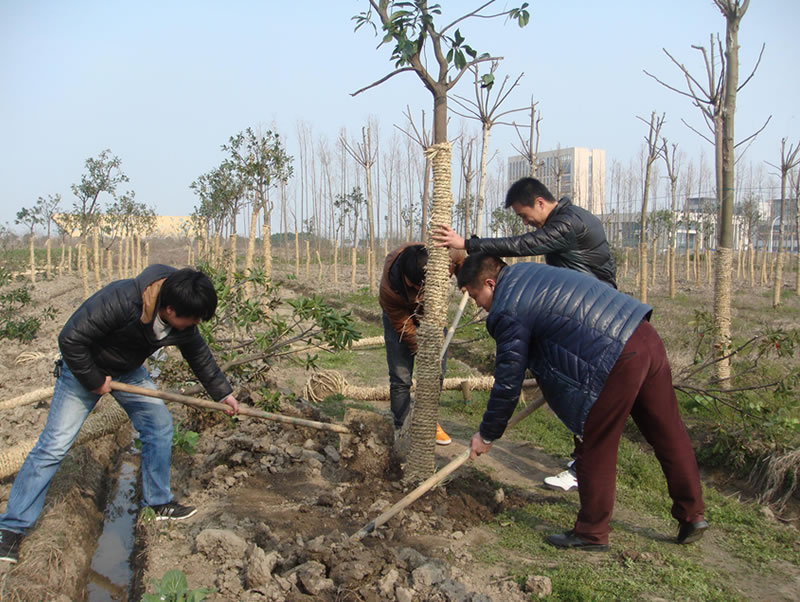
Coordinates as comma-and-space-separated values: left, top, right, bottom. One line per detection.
1, 1, 798, 232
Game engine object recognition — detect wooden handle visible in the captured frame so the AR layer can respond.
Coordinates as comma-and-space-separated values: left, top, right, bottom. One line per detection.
352, 448, 471, 541
109, 381, 350, 434
352, 392, 547, 539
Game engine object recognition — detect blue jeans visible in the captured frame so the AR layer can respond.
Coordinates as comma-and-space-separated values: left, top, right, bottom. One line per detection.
382, 312, 447, 429
0, 363, 174, 534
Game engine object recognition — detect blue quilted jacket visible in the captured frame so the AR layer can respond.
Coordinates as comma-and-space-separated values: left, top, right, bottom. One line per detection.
480, 263, 652, 440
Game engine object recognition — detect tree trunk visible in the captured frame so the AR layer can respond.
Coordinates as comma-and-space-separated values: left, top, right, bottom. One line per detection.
245, 201, 261, 297
262, 209, 273, 281
639, 242, 648, 303
294, 228, 300, 279
475, 123, 489, 237
363, 131, 377, 295
58, 242, 65, 277
45, 237, 52, 280
28, 234, 35, 285
622, 247, 628, 279
773, 173, 788, 307
93, 227, 101, 289
333, 238, 339, 284
407, 139, 453, 483
305, 239, 311, 280
651, 238, 658, 286
226, 223, 237, 288
350, 246, 357, 290
316, 249, 323, 282
79, 242, 89, 299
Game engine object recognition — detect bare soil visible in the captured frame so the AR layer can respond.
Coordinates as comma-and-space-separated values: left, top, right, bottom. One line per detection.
1, 249, 799, 601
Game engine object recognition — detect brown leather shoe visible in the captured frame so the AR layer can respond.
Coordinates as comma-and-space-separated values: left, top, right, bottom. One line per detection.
546, 530, 608, 551
676, 520, 708, 544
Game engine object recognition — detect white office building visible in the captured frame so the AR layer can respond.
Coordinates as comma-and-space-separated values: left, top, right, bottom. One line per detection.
508, 147, 606, 216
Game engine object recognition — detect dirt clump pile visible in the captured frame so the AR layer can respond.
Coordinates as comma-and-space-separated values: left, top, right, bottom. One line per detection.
134, 402, 532, 601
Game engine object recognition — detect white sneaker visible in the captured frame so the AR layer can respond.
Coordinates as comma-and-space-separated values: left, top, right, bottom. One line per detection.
544, 469, 578, 491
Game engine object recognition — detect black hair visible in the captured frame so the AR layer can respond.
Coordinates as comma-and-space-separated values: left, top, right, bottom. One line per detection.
505, 177, 556, 208
457, 252, 507, 289
400, 245, 428, 285
159, 268, 218, 321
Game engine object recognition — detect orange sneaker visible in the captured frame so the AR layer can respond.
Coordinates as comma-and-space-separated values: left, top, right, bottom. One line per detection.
435, 423, 452, 445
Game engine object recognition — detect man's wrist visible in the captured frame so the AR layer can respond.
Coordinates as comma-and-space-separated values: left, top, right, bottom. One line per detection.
481, 436, 494, 445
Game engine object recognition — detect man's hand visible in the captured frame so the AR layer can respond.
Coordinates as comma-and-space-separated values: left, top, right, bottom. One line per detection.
221, 394, 239, 416
469, 432, 493, 460
432, 224, 466, 250
92, 375, 112, 396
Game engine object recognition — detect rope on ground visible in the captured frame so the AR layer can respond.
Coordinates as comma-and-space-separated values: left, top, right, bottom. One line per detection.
303, 369, 534, 404
0, 387, 54, 411
0, 397, 128, 480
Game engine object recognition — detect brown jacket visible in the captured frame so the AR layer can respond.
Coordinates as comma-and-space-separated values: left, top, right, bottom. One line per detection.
378, 243, 464, 353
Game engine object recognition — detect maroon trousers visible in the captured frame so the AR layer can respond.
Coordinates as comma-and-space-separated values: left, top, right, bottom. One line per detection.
572, 320, 705, 544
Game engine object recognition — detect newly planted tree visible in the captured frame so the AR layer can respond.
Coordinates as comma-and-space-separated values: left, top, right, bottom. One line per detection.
451, 61, 527, 236
224, 128, 293, 288
15, 206, 42, 285
645, 0, 768, 380
71, 150, 128, 297
765, 138, 800, 307
353, 0, 529, 481
35, 194, 61, 279
637, 111, 665, 303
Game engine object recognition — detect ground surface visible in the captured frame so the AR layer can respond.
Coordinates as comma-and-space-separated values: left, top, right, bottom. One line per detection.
0, 248, 798, 600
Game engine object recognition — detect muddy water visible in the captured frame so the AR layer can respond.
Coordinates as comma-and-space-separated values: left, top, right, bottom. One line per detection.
87, 456, 138, 601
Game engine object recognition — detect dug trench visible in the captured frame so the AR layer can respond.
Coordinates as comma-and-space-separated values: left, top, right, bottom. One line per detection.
0, 385, 540, 601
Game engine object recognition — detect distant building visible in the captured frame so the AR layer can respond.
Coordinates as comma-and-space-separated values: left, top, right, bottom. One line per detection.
153, 216, 191, 237
54, 214, 191, 238
508, 147, 606, 215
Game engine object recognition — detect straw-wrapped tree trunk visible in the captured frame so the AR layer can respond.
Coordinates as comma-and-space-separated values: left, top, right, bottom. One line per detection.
354, 0, 529, 482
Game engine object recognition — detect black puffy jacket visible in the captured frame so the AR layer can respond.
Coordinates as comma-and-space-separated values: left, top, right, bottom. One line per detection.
479, 263, 651, 440
465, 197, 617, 288
58, 265, 232, 400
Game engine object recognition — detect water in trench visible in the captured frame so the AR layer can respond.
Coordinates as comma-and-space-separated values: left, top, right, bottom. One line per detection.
86, 453, 139, 602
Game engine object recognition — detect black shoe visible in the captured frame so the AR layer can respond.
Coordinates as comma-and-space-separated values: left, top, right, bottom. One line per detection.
149, 501, 197, 521
676, 519, 708, 544
0, 529, 22, 564
546, 530, 609, 551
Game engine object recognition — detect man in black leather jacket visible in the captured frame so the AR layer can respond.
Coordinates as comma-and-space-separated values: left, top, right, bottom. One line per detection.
0, 266, 238, 565
433, 177, 617, 288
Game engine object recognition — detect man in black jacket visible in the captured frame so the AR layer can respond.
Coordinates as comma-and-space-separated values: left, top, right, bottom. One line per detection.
434, 177, 617, 491
460, 253, 706, 550
433, 177, 616, 288
0, 266, 238, 565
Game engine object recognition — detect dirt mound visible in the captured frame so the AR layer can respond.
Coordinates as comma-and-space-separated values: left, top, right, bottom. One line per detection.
133, 404, 533, 601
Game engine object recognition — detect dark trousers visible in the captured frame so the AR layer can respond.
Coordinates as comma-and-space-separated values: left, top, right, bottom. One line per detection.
572, 320, 705, 544
383, 312, 414, 428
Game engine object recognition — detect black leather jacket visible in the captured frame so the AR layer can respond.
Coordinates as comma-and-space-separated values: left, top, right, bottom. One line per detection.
58, 265, 232, 400
465, 197, 617, 288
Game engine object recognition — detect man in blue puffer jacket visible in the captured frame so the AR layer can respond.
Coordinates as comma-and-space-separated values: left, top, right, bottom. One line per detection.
459, 253, 706, 550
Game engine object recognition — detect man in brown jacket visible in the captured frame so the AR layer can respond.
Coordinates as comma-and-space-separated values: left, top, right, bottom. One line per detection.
379, 243, 462, 444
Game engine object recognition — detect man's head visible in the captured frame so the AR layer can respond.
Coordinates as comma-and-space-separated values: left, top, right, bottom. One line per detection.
456, 252, 507, 311
505, 177, 557, 228
401, 245, 428, 287
159, 268, 218, 329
